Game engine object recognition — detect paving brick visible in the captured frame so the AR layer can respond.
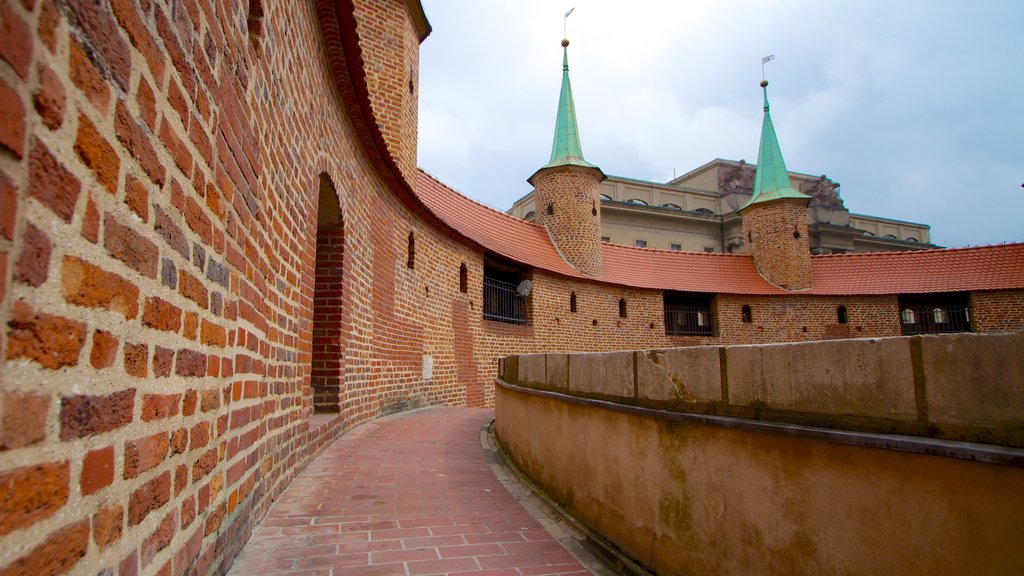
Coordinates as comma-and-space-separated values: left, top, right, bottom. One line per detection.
228, 409, 591, 576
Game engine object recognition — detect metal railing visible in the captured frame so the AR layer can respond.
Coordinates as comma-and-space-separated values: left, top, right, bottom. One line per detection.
900, 305, 971, 335
665, 305, 714, 336
483, 277, 527, 324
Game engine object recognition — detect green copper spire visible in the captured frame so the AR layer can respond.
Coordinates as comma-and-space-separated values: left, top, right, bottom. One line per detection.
742, 80, 808, 208
543, 39, 597, 170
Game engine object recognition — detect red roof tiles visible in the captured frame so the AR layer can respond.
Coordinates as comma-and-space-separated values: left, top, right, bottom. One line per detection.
416, 169, 1024, 296
809, 244, 1024, 295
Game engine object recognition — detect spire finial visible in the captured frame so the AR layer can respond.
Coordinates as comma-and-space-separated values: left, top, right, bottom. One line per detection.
760, 55, 775, 112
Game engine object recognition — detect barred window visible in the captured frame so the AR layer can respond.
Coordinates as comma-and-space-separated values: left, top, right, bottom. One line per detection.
897, 293, 970, 335
664, 292, 714, 336
482, 258, 530, 325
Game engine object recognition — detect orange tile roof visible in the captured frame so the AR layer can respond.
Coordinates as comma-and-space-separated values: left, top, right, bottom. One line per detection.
416, 169, 582, 277
416, 169, 1024, 296
808, 244, 1024, 295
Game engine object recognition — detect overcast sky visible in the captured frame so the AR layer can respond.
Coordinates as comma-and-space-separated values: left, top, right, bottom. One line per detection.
416, 0, 1023, 248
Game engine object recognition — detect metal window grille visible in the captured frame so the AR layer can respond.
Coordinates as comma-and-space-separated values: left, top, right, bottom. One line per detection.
483, 277, 527, 324
899, 305, 970, 335
665, 305, 714, 336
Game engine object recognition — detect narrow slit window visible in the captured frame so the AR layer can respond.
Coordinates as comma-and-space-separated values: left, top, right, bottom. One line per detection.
741, 305, 752, 323
618, 298, 627, 318
570, 292, 577, 313
407, 232, 415, 269
459, 263, 468, 293
837, 305, 848, 324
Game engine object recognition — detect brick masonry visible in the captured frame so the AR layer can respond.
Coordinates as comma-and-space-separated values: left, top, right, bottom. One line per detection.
531, 165, 604, 276
0, 1, 1020, 575
741, 198, 813, 290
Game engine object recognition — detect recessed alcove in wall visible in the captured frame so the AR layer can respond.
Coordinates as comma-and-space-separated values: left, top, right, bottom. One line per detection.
312, 173, 345, 414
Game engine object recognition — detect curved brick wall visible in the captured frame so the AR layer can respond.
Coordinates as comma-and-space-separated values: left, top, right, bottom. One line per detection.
0, 1, 1020, 574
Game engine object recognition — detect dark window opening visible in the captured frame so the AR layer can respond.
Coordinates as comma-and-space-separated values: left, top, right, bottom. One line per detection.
546, 202, 553, 215
570, 292, 577, 313
459, 263, 468, 293
741, 305, 752, 323
247, 0, 264, 52
634, 239, 647, 248
592, 200, 597, 216
524, 210, 535, 221
694, 207, 714, 215
664, 292, 714, 336
898, 293, 970, 335
618, 298, 627, 318
407, 232, 415, 269
599, 194, 612, 201
601, 236, 610, 242
671, 244, 681, 251
483, 257, 530, 325
837, 305, 848, 324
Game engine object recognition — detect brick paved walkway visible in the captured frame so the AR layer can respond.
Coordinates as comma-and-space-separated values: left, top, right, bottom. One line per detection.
229, 407, 594, 576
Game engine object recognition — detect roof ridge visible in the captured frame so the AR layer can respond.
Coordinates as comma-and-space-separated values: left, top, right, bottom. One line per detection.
810, 241, 1024, 259
416, 168, 546, 231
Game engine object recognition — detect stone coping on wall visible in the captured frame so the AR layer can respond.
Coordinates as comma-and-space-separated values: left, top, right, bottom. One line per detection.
495, 381, 1024, 468
499, 331, 1024, 448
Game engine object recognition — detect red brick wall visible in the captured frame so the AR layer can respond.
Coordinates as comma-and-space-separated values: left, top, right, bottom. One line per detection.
741, 199, 812, 289
531, 166, 604, 276
352, 0, 420, 185
312, 226, 345, 412
0, 1, 1020, 575
971, 290, 1024, 333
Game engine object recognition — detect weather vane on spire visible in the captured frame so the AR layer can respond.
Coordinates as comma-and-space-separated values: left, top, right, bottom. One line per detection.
564, 7, 575, 39
761, 54, 775, 81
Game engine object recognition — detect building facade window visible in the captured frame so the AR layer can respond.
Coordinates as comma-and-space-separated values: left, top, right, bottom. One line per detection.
482, 258, 529, 325
662, 203, 681, 210
570, 292, 577, 313
601, 236, 610, 242
634, 240, 647, 248
459, 263, 468, 293
523, 211, 535, 221
741, 305, 752, 323
897, 293, 970, 335
703, 246, 715, 253
627, 198, 648, 205
837, 305, 848, 324
664, 292, 714, 336
670, 243, 681, 251
619, 298, 627, 318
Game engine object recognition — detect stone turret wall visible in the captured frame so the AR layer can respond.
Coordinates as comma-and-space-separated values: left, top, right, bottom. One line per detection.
741, 199, 812, 290
531, 166, 604, 276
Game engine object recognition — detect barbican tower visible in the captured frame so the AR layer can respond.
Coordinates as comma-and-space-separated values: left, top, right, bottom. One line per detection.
528, 38, 605, 276
739, 80, 813, 290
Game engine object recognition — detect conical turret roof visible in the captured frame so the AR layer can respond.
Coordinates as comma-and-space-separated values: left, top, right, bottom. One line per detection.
542, 39, 598, 170
742, 81, 809, 209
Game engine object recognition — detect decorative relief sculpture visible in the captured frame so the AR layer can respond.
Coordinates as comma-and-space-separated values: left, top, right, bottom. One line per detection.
718, 160, 755, 194
803, 175, 844, 208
